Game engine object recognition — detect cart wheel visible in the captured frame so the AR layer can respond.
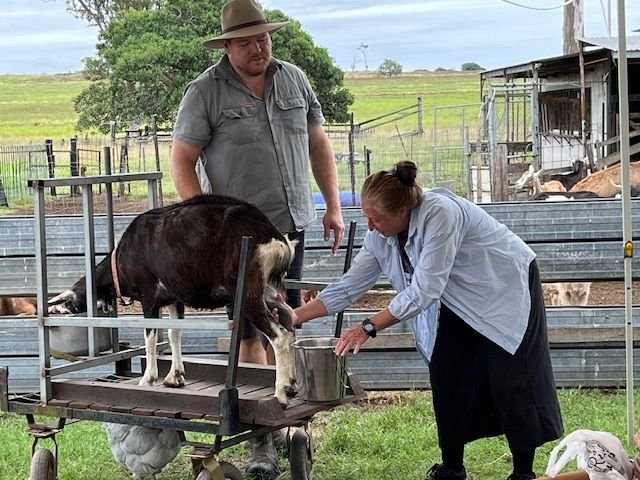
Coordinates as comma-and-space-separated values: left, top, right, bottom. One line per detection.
195, 460, 244, 480
29, 448, 55, 480
289, 429, 312, 480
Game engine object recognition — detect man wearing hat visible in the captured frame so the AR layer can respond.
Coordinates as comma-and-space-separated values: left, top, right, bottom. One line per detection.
170, 1, 344, 478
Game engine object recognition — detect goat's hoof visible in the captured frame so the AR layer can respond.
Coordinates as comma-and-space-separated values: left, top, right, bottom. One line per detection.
163, 372, 185, 388
138, 376, 156, 387
274, 392, 289, 408
285, 383, 297, 398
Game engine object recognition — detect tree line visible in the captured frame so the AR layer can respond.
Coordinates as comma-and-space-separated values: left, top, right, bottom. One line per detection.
61, 0, 353, 132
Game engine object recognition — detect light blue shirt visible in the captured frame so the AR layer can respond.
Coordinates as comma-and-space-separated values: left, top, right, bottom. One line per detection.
318, 188, 535, 361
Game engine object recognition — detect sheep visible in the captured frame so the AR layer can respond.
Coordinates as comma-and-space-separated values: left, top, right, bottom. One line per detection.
0, 297, 37, 316
48, 194, 298, 407
570, 161, 640, 197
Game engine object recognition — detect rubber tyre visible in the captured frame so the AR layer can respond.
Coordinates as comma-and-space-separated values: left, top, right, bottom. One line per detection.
29, 448, 55, 480
289, 429, 312, 480
195, 460, 244, 480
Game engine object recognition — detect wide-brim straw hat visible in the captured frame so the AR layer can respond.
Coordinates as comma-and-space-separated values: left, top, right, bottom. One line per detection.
203, 0, 289, 49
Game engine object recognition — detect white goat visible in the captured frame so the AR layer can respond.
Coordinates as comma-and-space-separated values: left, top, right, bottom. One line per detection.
514, 165, 567, 195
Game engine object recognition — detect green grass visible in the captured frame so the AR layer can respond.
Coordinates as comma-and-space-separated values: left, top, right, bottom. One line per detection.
0, 71, 481, 143
1, 388, 639, 479
0, 73, 90, 141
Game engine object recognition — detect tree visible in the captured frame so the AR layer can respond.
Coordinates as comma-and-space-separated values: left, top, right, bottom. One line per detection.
62, 0, 162, 33
461, 62, 484, 71
378, 59, 402, 77
73, 0, 353, 132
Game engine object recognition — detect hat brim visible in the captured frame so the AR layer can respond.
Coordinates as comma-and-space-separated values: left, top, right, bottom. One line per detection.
203, 21, 289, 49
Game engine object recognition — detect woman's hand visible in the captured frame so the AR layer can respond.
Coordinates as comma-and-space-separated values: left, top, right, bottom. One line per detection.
334, 323, 369, 356
271, 294, 300, 326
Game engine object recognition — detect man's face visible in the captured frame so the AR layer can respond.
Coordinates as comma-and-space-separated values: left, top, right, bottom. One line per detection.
225, 33, 272, 77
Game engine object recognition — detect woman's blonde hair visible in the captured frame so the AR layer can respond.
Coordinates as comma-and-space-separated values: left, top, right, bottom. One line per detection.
361, 161, 423, 214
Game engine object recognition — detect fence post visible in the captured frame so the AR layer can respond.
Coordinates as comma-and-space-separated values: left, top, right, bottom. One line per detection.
151, 115, 164, 206
70, 136, 80, 196
364, 147, 371, 177
491, 144, 509, 202
45, 139, 56, 197
348, 113, 357, 205
119, 132, 128, 197
417, 96, 424, 135
0, 178, 8, 207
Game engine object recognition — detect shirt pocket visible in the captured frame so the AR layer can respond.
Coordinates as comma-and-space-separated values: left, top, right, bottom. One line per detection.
221, 106, 261, 145
275, 96, 307, 134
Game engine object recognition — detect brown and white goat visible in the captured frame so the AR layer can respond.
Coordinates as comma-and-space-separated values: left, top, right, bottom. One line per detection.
514, 165, 567, 195
0, 297, 37, 316
570, 161, 640, 197
48, 194, 298, 406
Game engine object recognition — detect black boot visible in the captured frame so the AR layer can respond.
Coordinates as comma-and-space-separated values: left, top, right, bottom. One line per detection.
425, 463, 469, 480
246, 433, 279, 480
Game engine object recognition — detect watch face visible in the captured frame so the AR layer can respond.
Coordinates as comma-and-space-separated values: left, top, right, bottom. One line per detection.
362, 320, 376, 337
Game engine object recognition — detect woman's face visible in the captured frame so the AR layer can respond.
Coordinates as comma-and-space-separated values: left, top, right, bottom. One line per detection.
361, 200, 410, 237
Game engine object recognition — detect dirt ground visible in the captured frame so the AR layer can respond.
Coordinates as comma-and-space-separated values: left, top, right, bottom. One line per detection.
351, 281, 640, 309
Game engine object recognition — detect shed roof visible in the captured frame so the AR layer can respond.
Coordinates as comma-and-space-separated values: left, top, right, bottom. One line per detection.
579, 35, 640, 53
481, 36, 640, 81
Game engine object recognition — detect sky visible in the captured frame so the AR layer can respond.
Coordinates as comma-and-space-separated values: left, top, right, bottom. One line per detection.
1, 0, 639, 74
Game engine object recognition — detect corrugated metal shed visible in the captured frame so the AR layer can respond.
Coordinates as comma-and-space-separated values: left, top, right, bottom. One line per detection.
579, 35, 640, 57
481, 36, 640, 80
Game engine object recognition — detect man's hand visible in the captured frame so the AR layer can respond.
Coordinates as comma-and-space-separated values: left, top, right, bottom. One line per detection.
323, 210, 345, 253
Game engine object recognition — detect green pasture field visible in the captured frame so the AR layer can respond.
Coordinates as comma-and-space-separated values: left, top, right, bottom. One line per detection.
0, 70, 481, 143
0, 73, 89, 141
344, 70, 482, 132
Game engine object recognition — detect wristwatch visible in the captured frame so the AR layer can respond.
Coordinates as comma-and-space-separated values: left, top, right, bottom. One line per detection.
361, 318, 377, 338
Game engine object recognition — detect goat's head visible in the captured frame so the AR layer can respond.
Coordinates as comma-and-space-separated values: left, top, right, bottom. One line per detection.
47, 273, 115, 315
257, 235, 298, 330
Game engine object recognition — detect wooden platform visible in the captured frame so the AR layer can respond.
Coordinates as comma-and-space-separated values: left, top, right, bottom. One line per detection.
39, 356, 365, 429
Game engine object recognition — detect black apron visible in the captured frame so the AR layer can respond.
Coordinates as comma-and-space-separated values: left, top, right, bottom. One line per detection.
429, 260, 564, 452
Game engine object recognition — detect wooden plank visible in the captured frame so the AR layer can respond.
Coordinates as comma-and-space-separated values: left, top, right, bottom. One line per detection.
155, 356, 276, 386
50, 378, 286, 422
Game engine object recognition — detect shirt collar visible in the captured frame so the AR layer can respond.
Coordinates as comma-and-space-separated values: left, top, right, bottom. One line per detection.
213, 54, 283, 81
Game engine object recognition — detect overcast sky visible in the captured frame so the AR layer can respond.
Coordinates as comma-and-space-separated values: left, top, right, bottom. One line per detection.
1, 0, 639, 74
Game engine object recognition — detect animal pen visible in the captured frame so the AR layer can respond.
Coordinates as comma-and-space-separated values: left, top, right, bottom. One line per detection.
0, 98, 482, 211
0, 169, 365, 480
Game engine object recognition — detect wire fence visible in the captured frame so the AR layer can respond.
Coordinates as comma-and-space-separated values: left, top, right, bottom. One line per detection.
0, 101, 482, 213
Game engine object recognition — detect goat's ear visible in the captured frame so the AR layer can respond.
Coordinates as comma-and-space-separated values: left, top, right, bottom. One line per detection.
48, 290, 75, 306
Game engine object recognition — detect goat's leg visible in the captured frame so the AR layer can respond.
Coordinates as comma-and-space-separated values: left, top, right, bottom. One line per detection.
267, 324, 296, 407
139, 328, 158, 386
163, 304, 185, 387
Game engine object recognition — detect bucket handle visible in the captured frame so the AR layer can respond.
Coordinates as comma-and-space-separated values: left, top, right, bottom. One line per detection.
337, 356, 350, 391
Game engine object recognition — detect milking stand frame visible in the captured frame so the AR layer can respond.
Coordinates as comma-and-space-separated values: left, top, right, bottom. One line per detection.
0, 167, 365, 480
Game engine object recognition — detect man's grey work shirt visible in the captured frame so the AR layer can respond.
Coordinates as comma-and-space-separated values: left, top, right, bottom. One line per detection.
318, 188, 536, 361
173, 55, 324, 232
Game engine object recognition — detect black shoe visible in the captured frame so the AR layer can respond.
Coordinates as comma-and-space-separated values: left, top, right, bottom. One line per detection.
506, 473, 536, 480
425, 463, 468, 480
245, 462, 279, 480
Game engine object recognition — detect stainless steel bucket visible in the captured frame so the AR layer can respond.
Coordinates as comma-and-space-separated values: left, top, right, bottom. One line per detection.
293, 337, 347, 403
49, 326, 113, 356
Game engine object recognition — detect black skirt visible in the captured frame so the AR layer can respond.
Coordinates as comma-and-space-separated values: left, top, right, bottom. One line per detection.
429, 260, 564, 453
